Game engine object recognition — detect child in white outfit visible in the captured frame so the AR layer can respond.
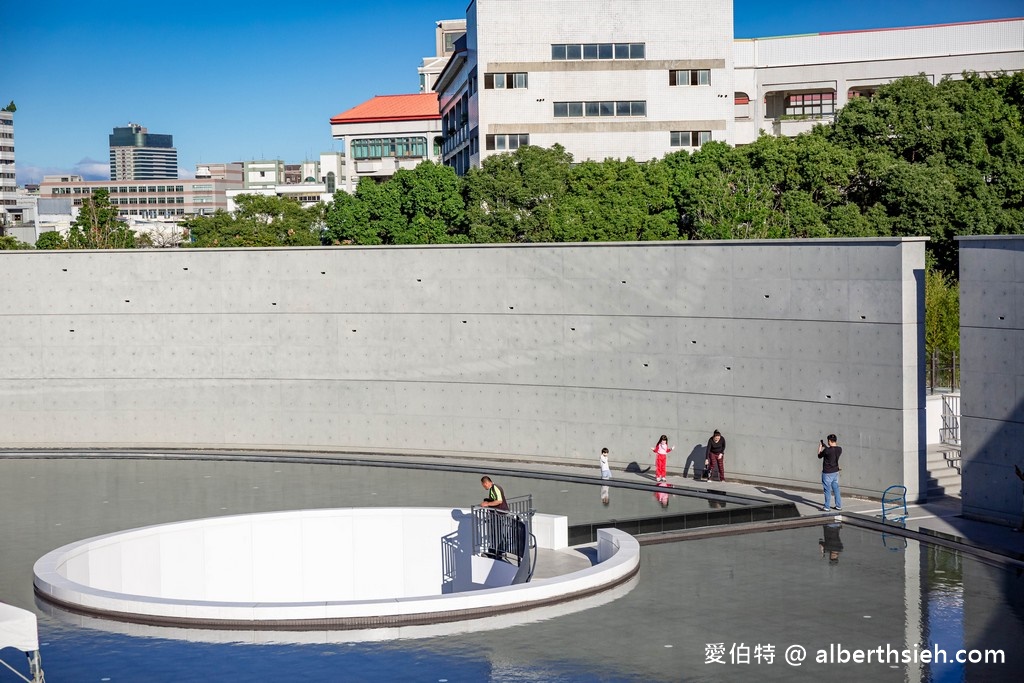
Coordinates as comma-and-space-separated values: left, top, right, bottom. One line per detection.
600, 447, 612, 480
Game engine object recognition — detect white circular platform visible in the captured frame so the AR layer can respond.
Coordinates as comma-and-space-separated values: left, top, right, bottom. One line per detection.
33, 507, 639, 630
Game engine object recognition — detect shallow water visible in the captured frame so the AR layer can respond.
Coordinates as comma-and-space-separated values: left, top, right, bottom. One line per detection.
1, 457, 1021, 682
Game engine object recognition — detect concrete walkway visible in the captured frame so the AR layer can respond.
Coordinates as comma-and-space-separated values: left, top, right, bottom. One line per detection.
450, 453, 1024, 559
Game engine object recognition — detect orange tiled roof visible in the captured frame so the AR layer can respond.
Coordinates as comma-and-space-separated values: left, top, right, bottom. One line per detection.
330, 93, 441, 125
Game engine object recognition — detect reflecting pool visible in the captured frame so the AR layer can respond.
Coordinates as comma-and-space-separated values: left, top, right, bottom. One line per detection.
1, 457, 1021, 682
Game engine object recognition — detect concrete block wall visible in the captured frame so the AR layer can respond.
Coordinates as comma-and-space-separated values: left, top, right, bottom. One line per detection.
0, 239, 926, 499
958, 236, 1024, 526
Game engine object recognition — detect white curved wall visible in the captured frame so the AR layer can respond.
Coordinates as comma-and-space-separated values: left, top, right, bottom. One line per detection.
33, 509, 638, 626
0, 240, 925, 498
48, 508, 488, 602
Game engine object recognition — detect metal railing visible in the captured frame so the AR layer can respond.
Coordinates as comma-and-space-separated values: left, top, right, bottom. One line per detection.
471, 494, 536, 583
927, 350, 960, 394
940, 392, 961, 448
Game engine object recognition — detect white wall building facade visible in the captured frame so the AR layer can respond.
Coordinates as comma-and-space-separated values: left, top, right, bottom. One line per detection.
39, 166, 243, 221
441, 0, 735, 171
433, 4, 1023, 172
0, 110, 17, 228
733, 18, 1024, 145
418, 19, 467, 94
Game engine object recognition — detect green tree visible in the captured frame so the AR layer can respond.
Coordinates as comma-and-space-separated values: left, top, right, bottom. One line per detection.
670, 142, 786, 240
0, 235, 32, 249
829, 73, 1024, 270
553, 158, 677, 242
925, 264, 960, 364
34, 231, 67, 249
323, 186, 377, 245
463, 144, 572, 242
387, 162, 467, 244
67, 189, 138, 249
183, 195, 324, 247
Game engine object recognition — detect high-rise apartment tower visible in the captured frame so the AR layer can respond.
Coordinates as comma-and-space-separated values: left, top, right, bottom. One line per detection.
108, 123, 178, 180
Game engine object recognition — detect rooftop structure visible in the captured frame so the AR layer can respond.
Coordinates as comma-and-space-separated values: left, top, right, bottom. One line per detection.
329, 93, 442, 192
417, 19, 467, 94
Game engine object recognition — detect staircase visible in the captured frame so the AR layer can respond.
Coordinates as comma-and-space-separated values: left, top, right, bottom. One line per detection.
926, 444, 961, 498
928, 392, 962, 499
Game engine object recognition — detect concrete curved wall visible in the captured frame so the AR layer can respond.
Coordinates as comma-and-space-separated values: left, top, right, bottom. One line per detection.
0, 240, 925, 498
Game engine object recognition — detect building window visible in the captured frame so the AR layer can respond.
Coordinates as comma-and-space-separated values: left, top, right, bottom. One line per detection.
670, 131, 712, 147
551, 42, 644, 60
351, 136, 428, 160
485, 134, 530, 151
847, 87, 877, 100
553, 101, 646, 117
669, 69, 710, 86
484, 72, 528, 89
785, 92, 835, 117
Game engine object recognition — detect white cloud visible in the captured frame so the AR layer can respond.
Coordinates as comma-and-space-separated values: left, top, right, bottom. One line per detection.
72, 158, 109, 180
17, 157, 109, 186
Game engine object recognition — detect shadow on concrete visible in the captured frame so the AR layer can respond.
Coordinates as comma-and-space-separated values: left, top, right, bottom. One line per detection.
441, 509, 476, 594
625, 461, 653, 479
575, 546, 600, 566
755, 486, 820, 508
681, 444, 706, 480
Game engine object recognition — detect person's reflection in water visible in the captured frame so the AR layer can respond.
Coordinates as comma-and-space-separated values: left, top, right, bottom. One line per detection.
708, 498, 727, 509
820, 523, 844, 564
654, 482, 670, 508
601, 485, 610, 506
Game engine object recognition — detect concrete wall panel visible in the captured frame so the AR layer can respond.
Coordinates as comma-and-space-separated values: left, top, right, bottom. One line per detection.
959, 236, 1024, 526
0, 240, 925, 498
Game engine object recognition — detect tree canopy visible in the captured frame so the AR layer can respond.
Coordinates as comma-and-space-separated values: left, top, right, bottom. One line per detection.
67, 189, 139, 249
181, 194, 325, 247
46, 72, 1020, 277
309, 72, 1024, 273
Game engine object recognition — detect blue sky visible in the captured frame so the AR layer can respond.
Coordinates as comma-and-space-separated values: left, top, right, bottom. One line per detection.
2, 0, 1021, 185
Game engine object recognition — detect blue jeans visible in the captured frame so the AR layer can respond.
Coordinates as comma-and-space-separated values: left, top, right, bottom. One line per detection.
822, 471, 842, 509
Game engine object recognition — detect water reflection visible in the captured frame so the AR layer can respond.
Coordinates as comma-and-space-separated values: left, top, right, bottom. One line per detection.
820, 522, 844, 564
654, 482, 670, 508
2, 457, 1021, 682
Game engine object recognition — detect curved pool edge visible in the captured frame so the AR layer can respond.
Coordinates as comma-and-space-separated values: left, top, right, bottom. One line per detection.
33, 508, 640, 631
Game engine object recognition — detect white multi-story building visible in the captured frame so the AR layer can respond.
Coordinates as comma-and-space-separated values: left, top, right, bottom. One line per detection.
430, 2, 1023, 173
418, 19, 467, 93
0, 109, 17, 227
227, 152, 346, 210
329, 94, 442, 192
39, 162, 243, 220
733, 18, 1024, 144
437, 0, 735, 173
242, 160, 285, 189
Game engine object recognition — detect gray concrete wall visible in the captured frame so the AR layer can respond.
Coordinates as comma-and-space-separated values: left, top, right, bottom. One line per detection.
959, 236, 1024, 526
0, 239, 926, 498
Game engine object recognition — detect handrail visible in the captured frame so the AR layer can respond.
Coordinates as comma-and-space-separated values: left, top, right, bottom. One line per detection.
940, 393, 961, 447
471, 494, 536, 581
